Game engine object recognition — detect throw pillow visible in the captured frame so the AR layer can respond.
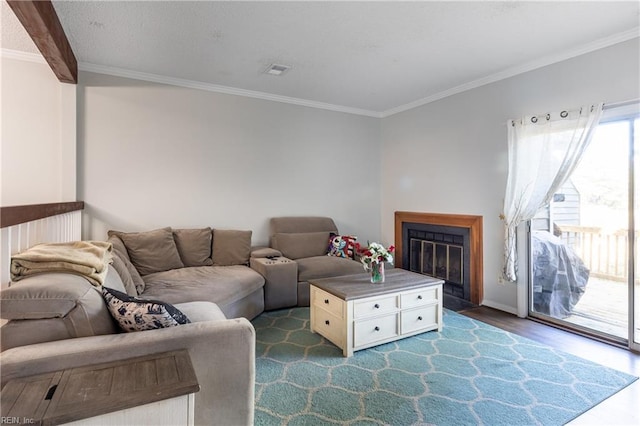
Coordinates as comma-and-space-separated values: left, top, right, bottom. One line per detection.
107, 234, 146, 294
327, 233, 357, 259
212, 229, 252, 266
102, 287, 190, 332
114, 227, 184, 276
110, 254, 139, 296
173, 228, 213, 267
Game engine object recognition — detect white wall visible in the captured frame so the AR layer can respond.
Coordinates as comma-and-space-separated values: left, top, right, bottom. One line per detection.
1, 56, 77, 206
78, 72, 382, 245
380, 38, 640, 313
0, 54, 78, 289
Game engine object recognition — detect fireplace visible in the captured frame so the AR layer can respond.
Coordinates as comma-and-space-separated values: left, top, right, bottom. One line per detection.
406, 223, 469, 299
394, 212, 483, 308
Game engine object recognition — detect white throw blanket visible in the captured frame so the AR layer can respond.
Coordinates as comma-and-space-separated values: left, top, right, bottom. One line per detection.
10, 241, 113, 286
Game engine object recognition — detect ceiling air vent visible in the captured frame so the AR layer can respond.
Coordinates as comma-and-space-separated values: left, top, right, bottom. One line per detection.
264, 63, 291, 76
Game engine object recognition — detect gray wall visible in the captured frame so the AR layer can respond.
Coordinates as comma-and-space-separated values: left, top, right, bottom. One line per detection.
78, 72, 382, 245
380, 38, 640, 313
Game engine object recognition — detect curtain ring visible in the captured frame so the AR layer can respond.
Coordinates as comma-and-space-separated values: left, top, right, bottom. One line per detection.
560, 111, 568, 118
531, 116, 538, 123
546, 113, 550, 121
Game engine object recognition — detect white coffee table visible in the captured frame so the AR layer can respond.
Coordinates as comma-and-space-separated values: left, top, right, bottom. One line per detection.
309, 269, 444, 357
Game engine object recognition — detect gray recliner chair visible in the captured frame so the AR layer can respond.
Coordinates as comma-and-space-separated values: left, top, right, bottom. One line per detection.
269, 216, 364, 306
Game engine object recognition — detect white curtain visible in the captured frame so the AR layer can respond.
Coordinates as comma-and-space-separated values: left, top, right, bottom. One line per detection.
502, 103, 603, 282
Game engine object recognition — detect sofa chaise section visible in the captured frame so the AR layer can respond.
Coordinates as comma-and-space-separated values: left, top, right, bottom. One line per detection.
142, 265, 265, 320
107, 226, 265, 320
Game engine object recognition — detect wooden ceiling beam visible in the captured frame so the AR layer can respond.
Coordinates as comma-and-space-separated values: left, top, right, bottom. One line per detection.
6, 0, 77, 84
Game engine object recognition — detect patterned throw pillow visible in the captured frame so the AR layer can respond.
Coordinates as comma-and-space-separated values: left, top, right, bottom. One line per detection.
102, 287, 190, 332
327, 233, 357, 259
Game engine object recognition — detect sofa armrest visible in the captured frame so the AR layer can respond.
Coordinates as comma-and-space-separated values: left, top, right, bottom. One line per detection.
250, 257, 297, 310
0, 318, 255, 426
250, 247, 282, 258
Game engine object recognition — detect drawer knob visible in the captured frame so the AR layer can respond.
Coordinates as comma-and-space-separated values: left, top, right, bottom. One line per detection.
417, 295, 423, 300
374, 326, 380, 331
325, 320, 330, 325
374, 303, 380, 309
324, 299, 329, 304
418, 316, 423, 321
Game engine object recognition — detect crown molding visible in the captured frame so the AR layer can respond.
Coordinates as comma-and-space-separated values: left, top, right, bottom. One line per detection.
5, 26, 638, 119
1, 48, 46, 64
381, 27, 640, 118
78, 62, 383, 118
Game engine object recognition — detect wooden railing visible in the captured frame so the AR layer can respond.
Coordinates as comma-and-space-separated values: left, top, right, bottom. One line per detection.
0, 202, 84, 288
557, 225, 629, 282
1, 201, 84, 228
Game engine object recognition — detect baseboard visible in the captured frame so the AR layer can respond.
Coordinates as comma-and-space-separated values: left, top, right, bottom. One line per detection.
480, 299, 519, 316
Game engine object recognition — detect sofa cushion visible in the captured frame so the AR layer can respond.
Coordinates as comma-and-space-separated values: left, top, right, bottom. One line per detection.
110, 255, 138, 296
297, 256, 365, 282
174, 301, 227, 322
173, 228, 213, 267
102, 287, 191, 332
142, 266, 264, 314
0, 271, 119, 342
102, 264, 128, 293
114, 227, 184, 276
107, 233, 130, 260
2, 274, 87, 320
212, 229, 252, 266
1, 266, 120, 320
273, 232, 330, 260
327, 233, 357, 259
107, 234, 146, 294
270, 217, 338, 234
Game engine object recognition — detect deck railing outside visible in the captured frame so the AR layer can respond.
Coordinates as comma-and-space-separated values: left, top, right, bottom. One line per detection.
558, 225, 629, 282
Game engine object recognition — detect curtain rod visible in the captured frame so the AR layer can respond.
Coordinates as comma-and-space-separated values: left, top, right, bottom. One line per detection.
508, 100, 637, 127
604, 98, 639, 110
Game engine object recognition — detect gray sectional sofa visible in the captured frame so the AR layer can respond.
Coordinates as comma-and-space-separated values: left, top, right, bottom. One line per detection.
0, 226, 262, 426
0, 218, 366, 425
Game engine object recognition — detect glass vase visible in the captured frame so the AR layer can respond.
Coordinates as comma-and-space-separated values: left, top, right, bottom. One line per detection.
370, 261, 385, 284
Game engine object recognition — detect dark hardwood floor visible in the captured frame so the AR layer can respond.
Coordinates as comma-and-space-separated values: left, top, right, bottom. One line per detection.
459, 306, 640, 424
460, 306, 639, 375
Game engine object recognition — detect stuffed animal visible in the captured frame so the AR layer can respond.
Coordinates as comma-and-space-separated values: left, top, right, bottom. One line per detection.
327, 234, 357, 259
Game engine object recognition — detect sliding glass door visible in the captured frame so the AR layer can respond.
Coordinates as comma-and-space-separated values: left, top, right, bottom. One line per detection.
632, 116, 640, 350
529, 103, 639, 349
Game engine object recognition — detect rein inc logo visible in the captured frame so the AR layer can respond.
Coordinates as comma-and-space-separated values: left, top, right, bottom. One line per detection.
1, 418, 35, 424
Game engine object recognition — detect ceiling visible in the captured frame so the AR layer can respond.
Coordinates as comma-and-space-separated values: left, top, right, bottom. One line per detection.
3, 1, 639, 117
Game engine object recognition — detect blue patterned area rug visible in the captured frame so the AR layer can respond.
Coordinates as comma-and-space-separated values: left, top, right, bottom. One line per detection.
252, 308, 637, 426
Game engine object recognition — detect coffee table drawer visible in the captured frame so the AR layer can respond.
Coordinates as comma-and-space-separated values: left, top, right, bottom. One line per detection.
312, 287, 344, 319
312, 309, 344, 346
354, 295, 398, 319
401, 287, 438, 308
354, 313, 398, 347
401, 305, 438, 334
